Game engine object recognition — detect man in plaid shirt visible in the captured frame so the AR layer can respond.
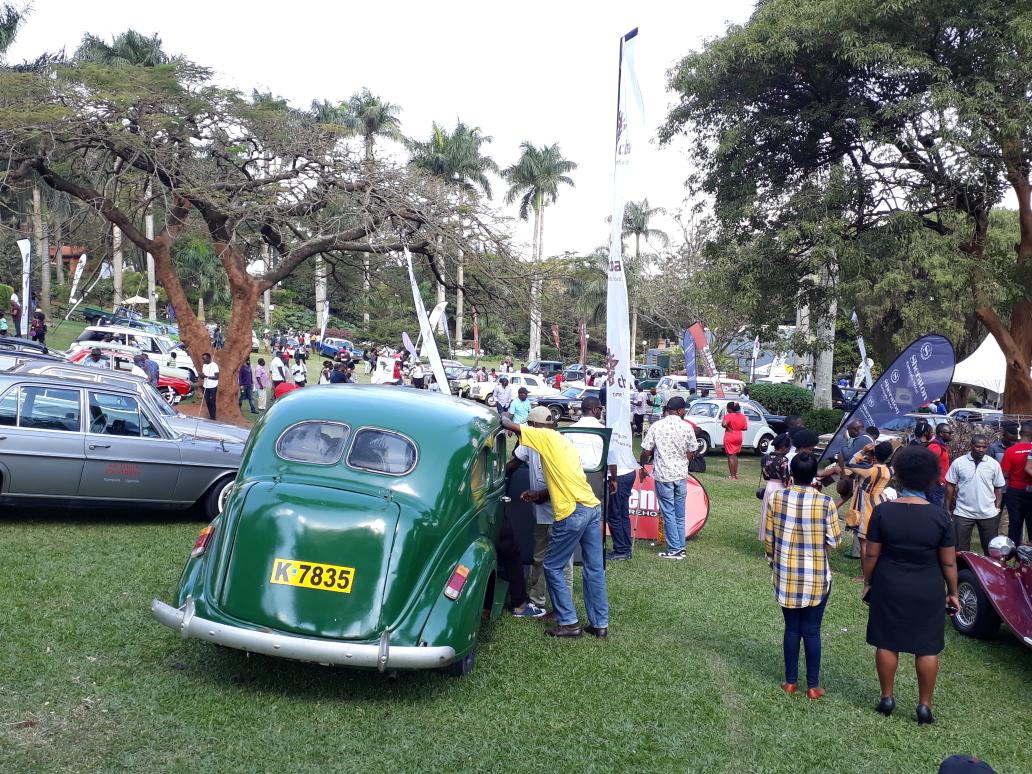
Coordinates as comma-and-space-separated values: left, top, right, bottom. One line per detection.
763, 452, 842, 699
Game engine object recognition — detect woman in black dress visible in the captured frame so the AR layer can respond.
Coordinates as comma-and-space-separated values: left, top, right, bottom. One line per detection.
862, 445, 960, 725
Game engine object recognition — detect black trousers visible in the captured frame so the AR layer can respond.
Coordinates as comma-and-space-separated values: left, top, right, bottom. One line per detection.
1006, 487, 1032, 544
203, 386, 217, 420
496, 515, 528, 608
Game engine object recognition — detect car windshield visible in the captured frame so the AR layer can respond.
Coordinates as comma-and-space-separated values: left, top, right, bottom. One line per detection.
687, 402, 719, 418
750, 400, 772, 415
347, 428, 418, 475
147, 384, 177, 416
560, 387, 581, 398
881, 416, 921, 432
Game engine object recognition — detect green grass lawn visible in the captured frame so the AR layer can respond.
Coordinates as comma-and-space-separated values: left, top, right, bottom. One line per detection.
2, 459, 1030, 773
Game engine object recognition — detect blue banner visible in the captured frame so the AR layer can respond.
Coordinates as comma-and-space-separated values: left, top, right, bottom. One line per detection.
682, 329, 697, 391
820, 333, 955, 462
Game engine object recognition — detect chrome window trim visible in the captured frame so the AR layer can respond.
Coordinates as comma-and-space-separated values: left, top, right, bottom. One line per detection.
274, 420, 351, 465
345, 426, 419, 477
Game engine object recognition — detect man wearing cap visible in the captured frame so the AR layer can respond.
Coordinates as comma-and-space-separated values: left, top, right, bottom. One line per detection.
639, 396, 698, 560
82, 347, 110, 369
500, 406, 608, 639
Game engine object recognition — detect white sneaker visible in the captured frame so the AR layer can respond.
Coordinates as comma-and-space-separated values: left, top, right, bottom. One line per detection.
658, 549, 686, 560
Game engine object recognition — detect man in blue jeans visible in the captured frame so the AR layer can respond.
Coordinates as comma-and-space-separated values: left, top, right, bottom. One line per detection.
501, 407, 609, 639
639, 397, 698, 559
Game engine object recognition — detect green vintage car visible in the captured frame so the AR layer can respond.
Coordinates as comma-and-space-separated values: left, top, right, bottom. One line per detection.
152, 385, 514, 675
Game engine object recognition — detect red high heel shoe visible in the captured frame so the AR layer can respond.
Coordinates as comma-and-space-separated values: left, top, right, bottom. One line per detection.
806, 688, 826, 700
781, 683, 798, 694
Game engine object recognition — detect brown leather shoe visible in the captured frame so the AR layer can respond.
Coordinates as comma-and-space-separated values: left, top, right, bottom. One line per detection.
584, 625, 608, 639
544, 623, 583, 638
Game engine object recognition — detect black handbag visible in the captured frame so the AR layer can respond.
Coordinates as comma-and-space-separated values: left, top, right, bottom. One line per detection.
689, 454, 706, 473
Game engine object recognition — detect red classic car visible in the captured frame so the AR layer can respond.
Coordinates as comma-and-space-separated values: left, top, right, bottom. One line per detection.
68, 348, 194, 404
952, 536, 1032, 649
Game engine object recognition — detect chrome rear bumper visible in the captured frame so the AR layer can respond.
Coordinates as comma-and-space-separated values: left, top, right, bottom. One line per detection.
152, 598, 455, 671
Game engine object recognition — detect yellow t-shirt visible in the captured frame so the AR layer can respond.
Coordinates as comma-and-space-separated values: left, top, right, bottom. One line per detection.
519, 426, 600, 520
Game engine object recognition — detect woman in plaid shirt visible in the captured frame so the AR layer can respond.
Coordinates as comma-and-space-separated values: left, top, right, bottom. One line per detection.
763, 452, 842, 699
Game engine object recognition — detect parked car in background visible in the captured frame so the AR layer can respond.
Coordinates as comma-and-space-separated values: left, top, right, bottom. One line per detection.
0, 337, 53, 359
66, 346, 194, 404
318, 336, 363, 359
947, 408, 1003, 426
532, 386, 601, 422
482, 373, 560, 406
525, 360, 563, 378
832, 384, 867, 413
561, 364, 606, 387
0, 370, 241, 518
445, 365, 477, 397
684, 398, 777, 455
952, 536, 1032, 649
630, 364, 665, 390
656, 375, 746, 407
70, 326, 194, 381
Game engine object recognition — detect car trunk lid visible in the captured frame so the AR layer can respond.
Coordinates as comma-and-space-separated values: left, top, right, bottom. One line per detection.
218, 481, 400, 641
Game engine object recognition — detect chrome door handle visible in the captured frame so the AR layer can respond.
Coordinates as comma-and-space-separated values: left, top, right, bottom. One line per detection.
500, 496, 512, 503
0, 435, 6, 440
89, 443, 111, 449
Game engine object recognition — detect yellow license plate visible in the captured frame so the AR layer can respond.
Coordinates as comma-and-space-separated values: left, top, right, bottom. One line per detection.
269, 558, 355, 594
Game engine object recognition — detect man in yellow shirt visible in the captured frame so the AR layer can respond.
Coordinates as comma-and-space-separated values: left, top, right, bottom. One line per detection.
501, 407, 608, 638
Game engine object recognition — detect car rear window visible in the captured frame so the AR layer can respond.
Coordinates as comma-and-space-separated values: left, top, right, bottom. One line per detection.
347, 428, 418, 476
688, 402, 719, 418
275, 421, 350, 464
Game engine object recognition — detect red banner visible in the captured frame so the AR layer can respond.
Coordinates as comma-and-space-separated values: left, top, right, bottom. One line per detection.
618, 465, 710, 541
688, 322, 724, 397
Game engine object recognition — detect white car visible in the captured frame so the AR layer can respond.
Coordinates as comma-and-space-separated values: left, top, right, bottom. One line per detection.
656, 375, 746, 407
684, 398, 776, 456
70, 325, 194, 381
479, 373, 560, 406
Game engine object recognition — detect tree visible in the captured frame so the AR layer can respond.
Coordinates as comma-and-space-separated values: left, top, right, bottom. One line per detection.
74, 29, 174, 319
409, 120, 498, 346
502, 142, 577, 362
662, 0, 1032, 411
1, 62, 503, 422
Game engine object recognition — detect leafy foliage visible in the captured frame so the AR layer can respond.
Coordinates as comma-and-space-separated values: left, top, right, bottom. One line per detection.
748, 383, 814, 416
803, 408, 844, 435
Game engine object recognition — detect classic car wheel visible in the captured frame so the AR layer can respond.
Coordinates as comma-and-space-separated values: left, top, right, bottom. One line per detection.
547, 404, 563, 422
756, 433, 774, 455
694, 434, 710, 456
485, 393, 497, 407
162, 386, 178, 405
203, 477, 234, 521
953, 569, 1001, 639
438, 647, 476, 677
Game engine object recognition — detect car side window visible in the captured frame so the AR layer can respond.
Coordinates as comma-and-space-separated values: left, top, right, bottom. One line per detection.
20, 386, 81, 432
88, 391, 146, 437
742, 407, 761, 423
276, 421, 350, 464
491, 431, 507, 481
347, 428, 418, 476
0, 387, 17, 426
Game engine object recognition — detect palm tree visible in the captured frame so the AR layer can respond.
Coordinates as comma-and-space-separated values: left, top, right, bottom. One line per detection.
621, 199, 668, 362
409, 121, 497, 345
339, 88, 402, 162
74, 29, 173, 319
0, 3, 24, 60
503, 142, 577, 361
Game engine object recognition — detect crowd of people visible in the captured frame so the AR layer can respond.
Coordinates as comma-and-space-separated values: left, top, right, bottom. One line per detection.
0, 292, 48, 344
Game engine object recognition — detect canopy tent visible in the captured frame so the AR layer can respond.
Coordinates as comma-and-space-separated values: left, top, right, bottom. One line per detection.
952, 334, 1032, 394
121, 295, 150, 305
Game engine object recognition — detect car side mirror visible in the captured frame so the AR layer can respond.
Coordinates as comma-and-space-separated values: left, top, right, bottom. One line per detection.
987, 535, 1015, 561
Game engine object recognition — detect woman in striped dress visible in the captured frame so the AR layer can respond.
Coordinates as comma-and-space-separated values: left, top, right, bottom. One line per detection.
846, 440, 899, 559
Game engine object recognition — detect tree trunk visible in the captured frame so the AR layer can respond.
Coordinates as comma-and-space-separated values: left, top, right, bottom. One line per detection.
53, 219, 63, 286
455, 247, 464, 347
528, 204, 543, 362
263, 244, 272, 326
145, 181, 156, 321
32, 185, 49, 318
813, 264, 838, 410
630, 304, 639, 365
197, 296, 205, 322
994, 160, 1032, 413
794, 301, 813, 388
314, 255, 327, 333
363, 257, 370, 324
112, 226, 124, 308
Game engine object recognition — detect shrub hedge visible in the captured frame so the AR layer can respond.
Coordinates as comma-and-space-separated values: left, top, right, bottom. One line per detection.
0, 283, 13, 312
803, 408, 845, 435
748, 383, 814, 416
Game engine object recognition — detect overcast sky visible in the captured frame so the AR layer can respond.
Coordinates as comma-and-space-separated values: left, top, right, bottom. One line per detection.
9, 0, 756, 257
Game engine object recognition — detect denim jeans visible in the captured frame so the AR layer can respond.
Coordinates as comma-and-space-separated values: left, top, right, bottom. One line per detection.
528, 523, 572, 608
608, 471, 636, 555
654, 478, 687, 551
239, 386, 257, 413
544, 503, 608, 628
781, 594, 828, 688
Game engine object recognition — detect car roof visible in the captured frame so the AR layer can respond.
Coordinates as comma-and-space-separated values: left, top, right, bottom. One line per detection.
74, 342, 144, 355
0, 365, 142, 394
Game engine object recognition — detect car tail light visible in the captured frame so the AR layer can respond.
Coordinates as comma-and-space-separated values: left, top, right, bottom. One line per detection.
443, 564, 470, 600
191, 525, 215, 558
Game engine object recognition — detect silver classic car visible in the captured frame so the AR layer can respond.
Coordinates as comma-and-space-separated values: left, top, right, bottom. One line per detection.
0, 371, 241, 518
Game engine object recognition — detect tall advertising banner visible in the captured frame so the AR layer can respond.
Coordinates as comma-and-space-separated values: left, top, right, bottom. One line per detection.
605, 28, 643, 473
404, 249, 451, 396
688, 322, 724, 397
17, 239, 31, 337
851, 311, 873, 388
68, 253, 88, 302
681, 329, 697, 391
820, 333, 955, 462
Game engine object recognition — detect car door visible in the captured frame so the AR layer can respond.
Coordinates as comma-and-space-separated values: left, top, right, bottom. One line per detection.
0, 384, 85, 496
741, 403, 764, 448
79, 389, 181, 502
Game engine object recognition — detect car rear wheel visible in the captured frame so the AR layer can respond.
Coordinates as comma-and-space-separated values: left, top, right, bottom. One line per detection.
439, 647, 477, 677
695, 434, 710, 456
202, 476, 234, 521
953, 568, 1001, 639
756, 434, 774, 455
547, 404, 563, 422
485, 393, 496, 407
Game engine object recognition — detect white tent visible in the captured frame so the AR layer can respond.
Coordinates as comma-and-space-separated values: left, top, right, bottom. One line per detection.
952, 334, 1032, 394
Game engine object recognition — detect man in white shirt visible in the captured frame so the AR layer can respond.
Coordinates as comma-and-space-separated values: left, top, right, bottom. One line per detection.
492, 377, 512, 414
573, 396, 638, 560
270, 349, 288, 388
410, 362, 425, 389
201, 352, 219, 420
639, 396, 698, 559
632, 386, 649, 436
945, 434, 1006, 553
